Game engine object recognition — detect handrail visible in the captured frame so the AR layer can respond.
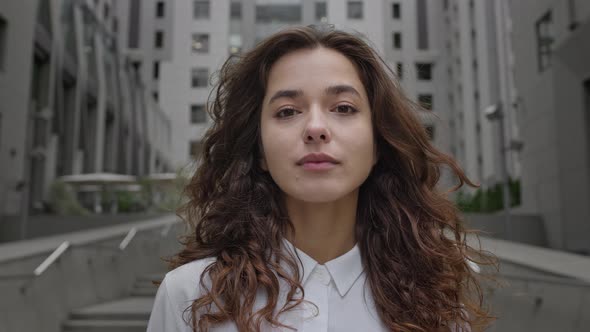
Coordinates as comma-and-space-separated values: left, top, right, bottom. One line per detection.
499, 272, 590, 289
0, 241, 70, 281
119, 227, 137, 251
78, 227, 138, 252
0, 214, 178, 264
160, 223, 172, 237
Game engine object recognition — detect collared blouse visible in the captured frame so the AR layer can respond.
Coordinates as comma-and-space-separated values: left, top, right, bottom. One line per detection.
147, 240, 468, 331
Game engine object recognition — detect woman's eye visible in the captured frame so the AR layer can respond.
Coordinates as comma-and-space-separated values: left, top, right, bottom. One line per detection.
334, 105, 358, 114
276, 108, 299, 118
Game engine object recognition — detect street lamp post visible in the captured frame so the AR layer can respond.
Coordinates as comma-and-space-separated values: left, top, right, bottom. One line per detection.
484, 103, 512, 241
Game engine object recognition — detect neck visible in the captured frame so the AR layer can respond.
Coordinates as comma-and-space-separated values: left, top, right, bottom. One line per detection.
284, 189, 359, 264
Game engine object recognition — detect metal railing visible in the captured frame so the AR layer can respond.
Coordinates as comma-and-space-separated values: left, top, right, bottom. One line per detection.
0, 223, 175, 293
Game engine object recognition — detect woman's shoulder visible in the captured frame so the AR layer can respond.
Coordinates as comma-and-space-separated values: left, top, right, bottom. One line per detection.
162, 257, 217, 300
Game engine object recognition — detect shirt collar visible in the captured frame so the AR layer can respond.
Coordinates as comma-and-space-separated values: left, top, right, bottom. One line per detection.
282, 238, 364, 297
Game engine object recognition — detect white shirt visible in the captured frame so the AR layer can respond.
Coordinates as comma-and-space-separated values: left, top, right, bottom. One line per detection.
147, 240, 467, 331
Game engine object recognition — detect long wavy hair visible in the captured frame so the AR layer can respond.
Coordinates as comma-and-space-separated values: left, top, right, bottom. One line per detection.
171, 25, 496, 332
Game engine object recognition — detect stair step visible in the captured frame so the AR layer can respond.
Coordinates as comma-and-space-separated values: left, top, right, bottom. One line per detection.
63, 319, 147, 332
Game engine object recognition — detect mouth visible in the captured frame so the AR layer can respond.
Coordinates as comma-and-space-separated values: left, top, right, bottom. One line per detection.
296, 153, 340, 171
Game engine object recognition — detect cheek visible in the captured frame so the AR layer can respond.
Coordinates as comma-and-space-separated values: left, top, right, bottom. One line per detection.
260, 126, 290, 167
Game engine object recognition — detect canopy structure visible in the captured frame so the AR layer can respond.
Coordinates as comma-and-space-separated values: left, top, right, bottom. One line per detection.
57, 173, 139, 213
58, 173, 138, 185
145, 173, 177, 183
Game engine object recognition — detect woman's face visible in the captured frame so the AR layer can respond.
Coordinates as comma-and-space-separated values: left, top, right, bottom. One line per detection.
260, 47, 377, 203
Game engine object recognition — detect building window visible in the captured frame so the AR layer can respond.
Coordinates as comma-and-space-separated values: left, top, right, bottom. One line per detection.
152, 61, 160, 79
189, 140, 203, 159
568, 0, 579, 30
0, 16, 6, 71
151, 61, 160, 79
191, 34, 209, 53
347, 1, 363, 19
392, 3, 401, 19
191, 104, 207, 123
416, 62, 432, 80
191, 68, 209, 88
229, 34, 242, 54
104, 3, 110, 19
154, 30, 164, 48
230, 2, 242, 19
156, 1, 165, 18
194, 1, 210, 19
316, 2, 327, 22
416, 0, 429, 49
396, 62, 403, 79
153, 91, 159, 101
425, 126, 435, 140
418, 94, 433, 110
392, 32, 402, 49
256, 4, 302, 23
536, 11, 553, 72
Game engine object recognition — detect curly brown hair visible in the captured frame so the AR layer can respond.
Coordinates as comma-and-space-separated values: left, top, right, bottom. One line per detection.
170, 25, 496, 332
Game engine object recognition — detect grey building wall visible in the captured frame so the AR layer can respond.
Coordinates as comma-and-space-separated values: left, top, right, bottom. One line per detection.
0, 1, 37, 216
509, 0, 590, 252
437, 0, 522, 192
162, 0, 445, 170
0, 0, 173, 218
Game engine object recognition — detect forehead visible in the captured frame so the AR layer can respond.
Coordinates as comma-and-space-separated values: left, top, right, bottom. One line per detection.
264, 47, 367, 100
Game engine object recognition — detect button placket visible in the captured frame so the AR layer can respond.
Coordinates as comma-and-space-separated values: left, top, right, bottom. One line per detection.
316, 265, 331, 286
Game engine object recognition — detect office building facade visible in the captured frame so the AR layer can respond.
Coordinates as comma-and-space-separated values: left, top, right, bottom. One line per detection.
508, 0, 590, 252
0, 0, 173, 216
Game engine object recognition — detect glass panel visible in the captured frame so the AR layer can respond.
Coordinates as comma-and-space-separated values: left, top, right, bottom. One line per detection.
194, 1, 210, 19
256, 4, 302, 23
347, 1, 363, 19
191, 33, 209, 53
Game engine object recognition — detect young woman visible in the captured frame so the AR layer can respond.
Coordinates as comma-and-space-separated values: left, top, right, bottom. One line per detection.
147, 25, 495, 332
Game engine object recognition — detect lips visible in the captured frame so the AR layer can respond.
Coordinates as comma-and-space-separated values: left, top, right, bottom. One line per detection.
296, 153, 340, 169
296, 153, 339, 165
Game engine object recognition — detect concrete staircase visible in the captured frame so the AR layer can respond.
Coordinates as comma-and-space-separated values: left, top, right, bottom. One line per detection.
62, 273, 163, 332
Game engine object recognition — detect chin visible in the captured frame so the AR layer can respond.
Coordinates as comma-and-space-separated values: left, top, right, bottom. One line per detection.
288, 187, 356, 204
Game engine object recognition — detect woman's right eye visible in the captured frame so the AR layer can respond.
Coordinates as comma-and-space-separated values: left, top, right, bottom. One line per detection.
276, 108, 299, 118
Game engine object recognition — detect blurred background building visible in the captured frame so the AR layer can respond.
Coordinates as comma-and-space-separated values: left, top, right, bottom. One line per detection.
1, 1, 590, 332
0, 0, 589, 251
0, 0, 173, 219
508, 0, 590, 253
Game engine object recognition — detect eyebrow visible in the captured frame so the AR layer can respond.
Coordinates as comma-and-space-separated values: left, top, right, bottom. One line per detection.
267, 84, 362, 105
267, 89, 304, 105
324, 84, 361, 98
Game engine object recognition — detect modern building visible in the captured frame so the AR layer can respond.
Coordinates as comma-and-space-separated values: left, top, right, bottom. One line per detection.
0, 0, 173, 217
436, 0, 522, 190
160, 0, 446, 170
158, 0, 231, 169
508, 0, 590, 253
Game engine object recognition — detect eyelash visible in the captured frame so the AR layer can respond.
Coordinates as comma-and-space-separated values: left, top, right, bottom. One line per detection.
275, 105, 359, 118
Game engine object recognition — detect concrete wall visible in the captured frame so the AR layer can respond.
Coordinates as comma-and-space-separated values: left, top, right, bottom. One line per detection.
0, 212, 170, 243
0, 1, 38, 216
475, 236, 590, 332
0, 215, 183, 332
464, 212, 548, 247
484, 261, 590, 332
509, 0, 590, 252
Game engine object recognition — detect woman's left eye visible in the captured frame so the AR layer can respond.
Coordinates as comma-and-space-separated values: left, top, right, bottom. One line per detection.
334, 105, 359, 114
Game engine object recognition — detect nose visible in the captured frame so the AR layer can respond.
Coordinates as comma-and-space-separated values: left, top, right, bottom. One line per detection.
303, 107, 331, 144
